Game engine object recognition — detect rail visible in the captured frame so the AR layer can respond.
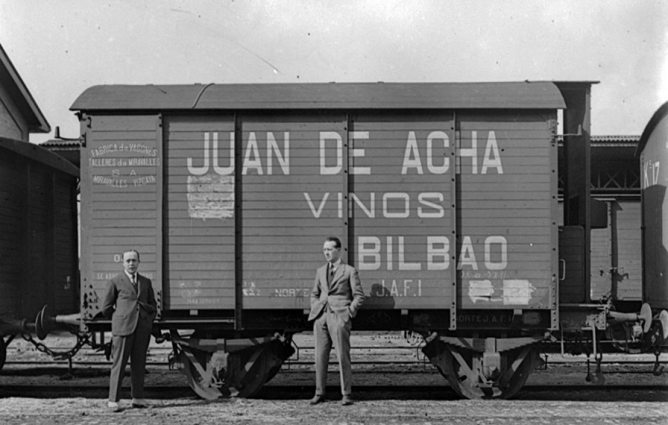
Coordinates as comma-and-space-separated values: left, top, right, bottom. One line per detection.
5, 344, 667, 367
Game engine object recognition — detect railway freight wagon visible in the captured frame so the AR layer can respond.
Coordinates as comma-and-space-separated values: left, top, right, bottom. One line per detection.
71, 81, 661, 400
0, 137, 79, 369
638, 101, 668, 312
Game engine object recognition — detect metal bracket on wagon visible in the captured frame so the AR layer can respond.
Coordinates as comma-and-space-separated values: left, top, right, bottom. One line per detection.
169, 331, 295, 400
0, 305, 81, 340
1, 305, 84, 342
421, 334, 542, 399
437, 334, 545, 353
170, 332, 285, 353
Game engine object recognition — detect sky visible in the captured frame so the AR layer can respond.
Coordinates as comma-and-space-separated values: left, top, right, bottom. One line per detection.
1, 0, 666, 144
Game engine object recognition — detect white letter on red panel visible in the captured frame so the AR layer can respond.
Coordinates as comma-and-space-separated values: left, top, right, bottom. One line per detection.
187, 132, 211, 175
481, 131, 503, 174
350, 131, 370, 175
427, 131, 449, 174
458, 131, 478, 174
320, 131, 342, 175
427, 236, 450, 270
484, 236, 507, 270
242, 132, 263, 175
212, 132, 234, 175
358, 236, 381, 270
401, 132, 423, 174
458, 236, 479, 270
267, 132, 290, 175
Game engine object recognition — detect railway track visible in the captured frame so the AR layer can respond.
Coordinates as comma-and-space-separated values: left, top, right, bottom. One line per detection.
3, 358, 667, 370
3, 333, 667, 403
0, 382, 666, 401
1, 357, 666, 389
5, 340, 668, 367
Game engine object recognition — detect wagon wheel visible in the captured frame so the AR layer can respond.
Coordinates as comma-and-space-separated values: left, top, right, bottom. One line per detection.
496, 346, 539, 399
179, 347, 224, 400
225, 345, 274, 398
178, 338, 294, 400
428, 342, 537, 400
0, 337, 6, 371
264, 339, 296, 384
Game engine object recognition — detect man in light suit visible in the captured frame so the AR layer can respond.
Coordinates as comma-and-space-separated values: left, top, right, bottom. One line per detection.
102, 249, 157, 412
309, 237, 365, 406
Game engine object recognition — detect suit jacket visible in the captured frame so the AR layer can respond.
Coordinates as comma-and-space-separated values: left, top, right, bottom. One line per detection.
309, 262, 365, 322
102, 272, 157, 337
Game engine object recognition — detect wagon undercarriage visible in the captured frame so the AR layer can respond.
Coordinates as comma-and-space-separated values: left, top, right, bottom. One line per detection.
422, 334, 542, 399
168, 331, 295, 399
1, 302, 667, 400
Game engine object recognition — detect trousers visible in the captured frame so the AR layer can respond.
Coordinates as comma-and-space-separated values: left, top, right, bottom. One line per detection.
313, 307, 352, 396
108, 324, 152, 402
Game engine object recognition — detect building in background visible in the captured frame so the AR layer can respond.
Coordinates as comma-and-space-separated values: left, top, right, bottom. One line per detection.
0, 43, 50, 141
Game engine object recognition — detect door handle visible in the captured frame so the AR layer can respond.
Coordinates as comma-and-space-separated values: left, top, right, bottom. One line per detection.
559, 259, 566, 281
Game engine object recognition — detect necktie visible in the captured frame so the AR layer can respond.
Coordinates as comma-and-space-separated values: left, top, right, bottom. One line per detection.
132, 274, 138, 291
327, 264, 334, 285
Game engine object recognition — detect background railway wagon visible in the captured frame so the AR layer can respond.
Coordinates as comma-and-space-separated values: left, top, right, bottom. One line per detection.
587, 136, 642, 305
590, 200, 641, 301
73, 82, 564, 329
0, 137, 79, 324
637, 101, 668, 312
558, 201, 641, 303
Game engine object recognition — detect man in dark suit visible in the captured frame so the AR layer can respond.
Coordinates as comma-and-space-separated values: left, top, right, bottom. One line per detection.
308, 237, 365, 406
102, 249, 157, 412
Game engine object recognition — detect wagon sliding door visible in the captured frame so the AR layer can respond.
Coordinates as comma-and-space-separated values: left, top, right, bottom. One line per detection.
163, 116, 236, 310
350, 112, 457, 313
81, 115, 161, 319
455, 112, 558, 326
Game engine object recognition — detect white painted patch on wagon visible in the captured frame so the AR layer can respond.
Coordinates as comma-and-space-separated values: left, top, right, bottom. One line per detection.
502, 279, 536, 305
187, 174, 234, 219
468, 280, 495, 303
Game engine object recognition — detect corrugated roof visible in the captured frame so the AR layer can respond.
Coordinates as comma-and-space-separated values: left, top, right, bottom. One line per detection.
40, 138, 81, 150
557, 135, 639, 163
591, 135, 640, 143
557, 135, 640, 147
71, 82, 567, 111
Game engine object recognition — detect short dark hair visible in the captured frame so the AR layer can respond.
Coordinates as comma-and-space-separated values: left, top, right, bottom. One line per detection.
123, 249, 141, 261
325, 237, 341, 249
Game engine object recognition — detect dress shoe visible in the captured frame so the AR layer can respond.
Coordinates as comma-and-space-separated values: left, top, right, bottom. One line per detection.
341, 395, 354, 406
309, 395, 325, 405
131, 398, 149, 408
107, 401, 121, 412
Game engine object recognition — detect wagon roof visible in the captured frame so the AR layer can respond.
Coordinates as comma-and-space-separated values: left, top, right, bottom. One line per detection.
70, 82, 567, 111
0, 136, 79, 177
636, 100, 668, 157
